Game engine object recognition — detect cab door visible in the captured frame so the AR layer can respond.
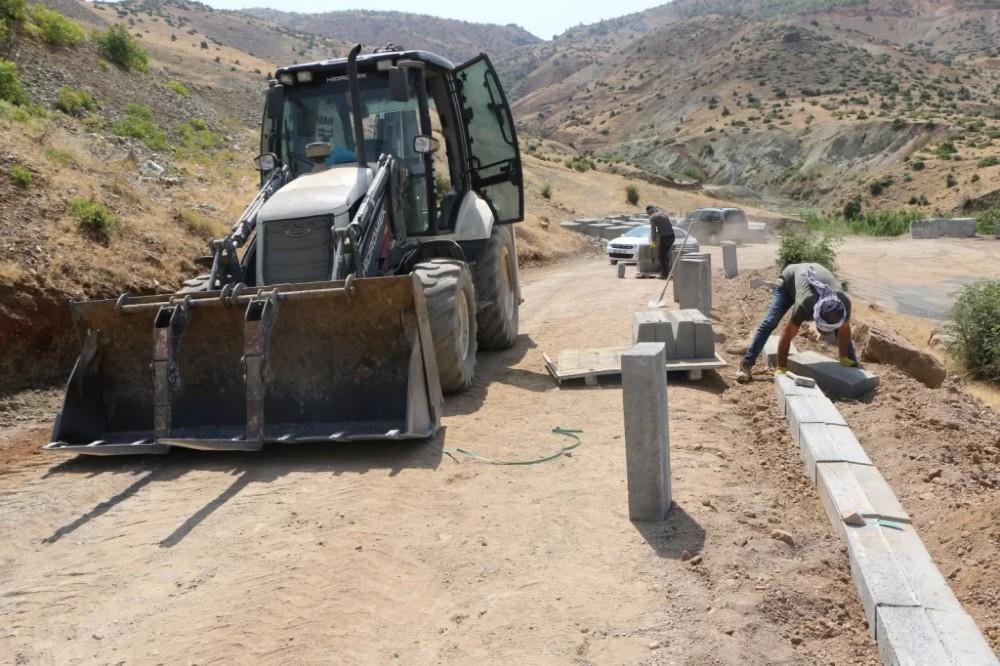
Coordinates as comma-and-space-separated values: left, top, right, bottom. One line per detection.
452, 55, 524, 224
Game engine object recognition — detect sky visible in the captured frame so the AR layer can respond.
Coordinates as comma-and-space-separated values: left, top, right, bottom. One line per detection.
200, 0, 669, 40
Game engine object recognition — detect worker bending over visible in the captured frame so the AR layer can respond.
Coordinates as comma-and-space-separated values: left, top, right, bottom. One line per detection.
646, 205, 675, 279
737, 262, 858, 383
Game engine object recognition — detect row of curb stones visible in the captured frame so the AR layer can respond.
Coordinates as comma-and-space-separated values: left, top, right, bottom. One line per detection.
774, 374, 999, 665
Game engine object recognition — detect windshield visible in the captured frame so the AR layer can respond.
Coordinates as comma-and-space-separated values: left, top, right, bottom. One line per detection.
625, 226, 650, 237
280, 71, 422, 176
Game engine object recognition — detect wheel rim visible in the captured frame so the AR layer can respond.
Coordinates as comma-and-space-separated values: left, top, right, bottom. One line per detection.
501, 246, 515, 321
457, 289, 470, 359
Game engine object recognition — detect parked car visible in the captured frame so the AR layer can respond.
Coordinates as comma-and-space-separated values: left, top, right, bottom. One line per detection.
684, 207, 748, 243
607, 224, 699, 264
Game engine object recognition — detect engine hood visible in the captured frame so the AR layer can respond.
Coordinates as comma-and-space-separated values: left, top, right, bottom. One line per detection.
258, 166, 373, 224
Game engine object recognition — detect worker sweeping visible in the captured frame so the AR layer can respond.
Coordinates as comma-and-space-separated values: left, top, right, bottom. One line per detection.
646, 205, 675, 279
736, 262, 858, 383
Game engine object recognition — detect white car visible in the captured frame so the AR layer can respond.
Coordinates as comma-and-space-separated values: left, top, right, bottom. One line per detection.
607, 224, 700, 264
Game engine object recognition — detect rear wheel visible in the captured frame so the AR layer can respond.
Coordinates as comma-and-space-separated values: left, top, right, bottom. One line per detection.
414, 259, 477, 394
470, 224, 520, 350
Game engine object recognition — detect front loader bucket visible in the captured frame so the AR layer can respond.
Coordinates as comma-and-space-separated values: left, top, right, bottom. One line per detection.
47, 276, 442, 455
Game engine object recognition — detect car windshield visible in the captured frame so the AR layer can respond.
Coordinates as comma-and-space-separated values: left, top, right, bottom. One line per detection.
625, 226, 650, 237
702, 210, 723, 222
280, 70, 421, 176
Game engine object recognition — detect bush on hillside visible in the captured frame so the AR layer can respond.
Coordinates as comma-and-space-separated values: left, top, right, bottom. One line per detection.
178, 118, 224, 152
27, 5, 84, 47
71, 198, 118, 233
540, 183, 552, 199
776, 232, 838, 272
625, 184, 639, 205
948, 279, 1000, 384
112, 103, 167, 150
843, 197, 862, 220
95, 25, 148, 72
975, 206, 999, 235
55, 86, 98, 115
9, 164, 31, 188
0, 59, 25, 105
0, 0, 26, 23
166, 80, 189, 96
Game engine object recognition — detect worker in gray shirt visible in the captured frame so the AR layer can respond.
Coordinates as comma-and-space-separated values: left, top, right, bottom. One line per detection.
646, 205, 675, 279
737, 262, 858, 383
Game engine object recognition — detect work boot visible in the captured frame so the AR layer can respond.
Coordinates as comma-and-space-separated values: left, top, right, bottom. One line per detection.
736, 362, 753, 384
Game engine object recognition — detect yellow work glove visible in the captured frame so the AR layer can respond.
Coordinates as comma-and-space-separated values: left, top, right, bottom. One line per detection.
839, 357, 855, 368
774, 367, 787, 376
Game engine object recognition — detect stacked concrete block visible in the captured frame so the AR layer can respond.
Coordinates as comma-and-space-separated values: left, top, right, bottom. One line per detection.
622, 343, 671, 521
632, 310, 677, 359
586, 222, 612, 238
637, 244, 658, 275
721, 241, 738, 278
601, 224, 631, 240
763, 335, 799, 368
773, 375, 1000, 665
787, 350, 880, 399
676, 254, 712, 314
911, 217, 977, 239
632, 309, 713, 361
560, 221, 583, 232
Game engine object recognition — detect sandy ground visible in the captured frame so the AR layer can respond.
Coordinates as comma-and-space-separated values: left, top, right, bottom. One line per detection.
0, 257, 881, 665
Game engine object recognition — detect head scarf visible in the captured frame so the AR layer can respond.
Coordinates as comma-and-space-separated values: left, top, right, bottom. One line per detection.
805, 266, 846, 333
646, 205, 659, 215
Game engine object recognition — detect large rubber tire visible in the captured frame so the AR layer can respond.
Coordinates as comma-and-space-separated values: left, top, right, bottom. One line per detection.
415, 259, 477, 394
470, 224, 520, 350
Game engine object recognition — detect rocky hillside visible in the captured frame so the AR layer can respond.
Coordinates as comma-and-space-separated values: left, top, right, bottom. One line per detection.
500, 0, 1000, 212
242, 8, 540, 63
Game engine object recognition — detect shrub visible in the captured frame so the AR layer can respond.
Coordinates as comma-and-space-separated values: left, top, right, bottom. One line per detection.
868, 176, 893, 196
112, 103, 167, 150
843, 197, 862, 220
0, 59, 25, 105
176, 207, 221, 237
777, 232, 838, 272
805, 209, 921, 237
177, 118, 224, 153
540, 183, 552, 199
28, 5, 84, 47
975, 206, 999, 235
166, 80, 189, 96
70, 198, 119, 232
681, 166, 702, 181
9, 164, 30, 188
55, 86, 98, 115
977, 156, 999, 168
625, 184, 639, 205
947, 279, 1000, 384
946, 173, 958, 188
565, 155, 595, 172
94, 25, 148, 72
911, 160, 925, 171
43, 147, 73, 165
0, 0, 25, 23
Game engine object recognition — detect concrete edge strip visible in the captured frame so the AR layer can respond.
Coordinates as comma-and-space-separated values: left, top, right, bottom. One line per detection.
773, 375, 999, 665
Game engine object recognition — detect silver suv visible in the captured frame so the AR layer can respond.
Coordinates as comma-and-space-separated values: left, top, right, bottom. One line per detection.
684, 207, 748, 243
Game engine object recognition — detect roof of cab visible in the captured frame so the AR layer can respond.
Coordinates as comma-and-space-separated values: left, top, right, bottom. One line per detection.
275, 50, 456, 77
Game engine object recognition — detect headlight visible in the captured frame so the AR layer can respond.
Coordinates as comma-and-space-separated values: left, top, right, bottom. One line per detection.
278, 72, 294, 86
296, 71, 313, 83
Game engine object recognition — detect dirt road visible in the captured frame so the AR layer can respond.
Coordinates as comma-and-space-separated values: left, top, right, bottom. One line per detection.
0, 258, 879, 665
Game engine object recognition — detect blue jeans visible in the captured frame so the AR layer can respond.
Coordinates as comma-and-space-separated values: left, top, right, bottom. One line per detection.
742, 286, 858, 368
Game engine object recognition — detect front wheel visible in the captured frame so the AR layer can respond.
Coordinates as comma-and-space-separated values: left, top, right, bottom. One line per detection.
414, 259, 477, 394
470, 224, 520, 350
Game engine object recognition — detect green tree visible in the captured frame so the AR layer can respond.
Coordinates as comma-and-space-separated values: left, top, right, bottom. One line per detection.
0, 59, 25, 105
95, 25, 148, 72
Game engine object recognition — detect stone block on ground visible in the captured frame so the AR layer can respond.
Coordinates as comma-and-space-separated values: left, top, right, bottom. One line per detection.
774, 373, 824, 414
843, 523, 921, 633
637, 244, 658, 275
856, 322, 946, 388
911, 217, 977, 239
585, 222, 611, 238
799, 423, 872, 482
785, 394, 847, 442
875, 606, 954, 665
622, 343, 671, 522
722, 241, 738, 278
924, 607, 1000, 665
787, 350, 880, 399
560, 221, 583, 232
667, 309, 695, 360
632, 310, 678, 359
617, 262, 626, 279
764, 335, 799, 368
677, 256, 711, 314
686, 309, 715, 359
601, 224, 631, 240
816, 462, 910, 539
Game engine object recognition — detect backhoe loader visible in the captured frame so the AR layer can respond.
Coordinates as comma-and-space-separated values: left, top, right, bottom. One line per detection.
46, 45, 523, 455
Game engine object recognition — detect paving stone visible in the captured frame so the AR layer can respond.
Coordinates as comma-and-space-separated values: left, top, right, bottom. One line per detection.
560, 221, 583, 231
925, 607, 1000, 665
879, 523, 961, 614
721, 241, 738, 278
622, 343, 671, 522
817, 462, 910, 539
784, 394, 847, 442
617, 262, 626, 279
844, 523, 921, 634
787, 350, 881, 399
773, 373, 824, 414
632, 311, 678, 359
876, 606, 953, 665
799, 423, 872, 483
677, 257, 711, 313
685, 309, 715, 359
667, 310, 695, 360
764, 335, 799, 368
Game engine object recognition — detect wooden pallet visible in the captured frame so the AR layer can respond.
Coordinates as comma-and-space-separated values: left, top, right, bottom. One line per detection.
543, 348, 727, 385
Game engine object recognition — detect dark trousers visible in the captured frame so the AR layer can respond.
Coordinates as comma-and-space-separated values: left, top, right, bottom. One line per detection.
657, 236, 674, 277
742, 285, 858, 368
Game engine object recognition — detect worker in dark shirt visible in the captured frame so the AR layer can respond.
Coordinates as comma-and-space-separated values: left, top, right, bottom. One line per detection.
646, 205, 675, 279
737, 262, 859, 383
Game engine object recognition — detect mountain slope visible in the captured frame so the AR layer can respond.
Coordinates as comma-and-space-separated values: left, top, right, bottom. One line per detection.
241, 8, 540, 63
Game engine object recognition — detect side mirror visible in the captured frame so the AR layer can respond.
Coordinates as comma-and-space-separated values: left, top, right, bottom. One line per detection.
265, 83, 284, 122
254, 152, 278, 172
413, 135, 440, 154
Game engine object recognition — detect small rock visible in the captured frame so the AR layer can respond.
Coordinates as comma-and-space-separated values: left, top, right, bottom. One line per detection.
702, 498, 713, 508
925, 468, 943, 482
790, 636, 802, 646
771, 529, 794, 546
724, 628, 735, 636
841, 511, 866, 527
648, 641, 661, 650
680, 549, 692, 561
689, 554, 703, 566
